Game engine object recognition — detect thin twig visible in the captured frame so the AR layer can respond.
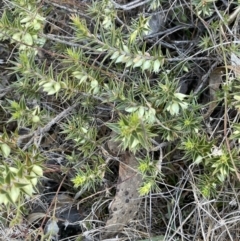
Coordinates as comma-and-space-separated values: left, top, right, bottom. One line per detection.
19, 102, 79, 150
33, 170, 69, 241
194, 61, 219, 95
44, 0, 91, 19
144, 24, 193, 39
111, 0, 151, 10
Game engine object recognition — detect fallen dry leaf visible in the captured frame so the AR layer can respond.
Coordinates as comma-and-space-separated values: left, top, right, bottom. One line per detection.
102, 151, 142, 238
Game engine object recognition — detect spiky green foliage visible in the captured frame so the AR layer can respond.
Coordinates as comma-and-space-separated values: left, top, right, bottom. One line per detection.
1, 1, 240, 239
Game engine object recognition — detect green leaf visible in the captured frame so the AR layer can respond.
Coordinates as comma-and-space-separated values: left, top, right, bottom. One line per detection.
79, 75, 88, 84
1, 143, 11, 158
167, 102, 179, 115
14, 182, 30, 188
142, 60, 152, 71
0, 193, 8, 205
12, 32, 22, 42
131, 138, 139, 149
91, 80, 98, 88
30, 176, 38, 186
22, 184, 35, 196
130, 30, 138, 43
153, 59, 161, 73
32, 165, 43, 177
183, 65, 189, 72
125, 59, 133, 67
115, 54, 125, 63
125, 106, 138, 112
175, 92, 187, 101
133, 58, 144, 68
194, 155, 203, 164
54, 82, 61, 92
33, 20, 41, 30
43, 82, 54, 88
32, 115, 40, 123
5, 171, 11, 185
138, 106, 145, 117
72, 71, 83, 79
106, 123, 121, 134
110, 51, 119, 60
234, 95, 240, 101
122, 45, 130, 53
20, 16, 32, 23
9, 186, 20, 203
23, 33, 33, 46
